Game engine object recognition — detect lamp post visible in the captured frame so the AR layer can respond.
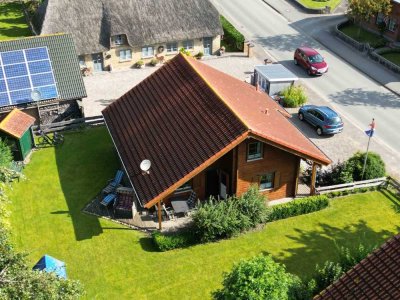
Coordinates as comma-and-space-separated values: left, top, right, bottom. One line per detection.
30, 89, 41, 125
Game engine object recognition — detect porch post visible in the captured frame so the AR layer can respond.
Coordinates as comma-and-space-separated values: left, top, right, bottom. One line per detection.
310, 162, 317, 196
157, 201, 162, 230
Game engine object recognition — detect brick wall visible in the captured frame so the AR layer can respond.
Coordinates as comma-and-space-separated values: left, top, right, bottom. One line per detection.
236, 139, 300, 201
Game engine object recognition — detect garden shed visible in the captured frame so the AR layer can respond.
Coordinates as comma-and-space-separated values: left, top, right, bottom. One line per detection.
253, 64, 298, 96
0, 109, 35, 161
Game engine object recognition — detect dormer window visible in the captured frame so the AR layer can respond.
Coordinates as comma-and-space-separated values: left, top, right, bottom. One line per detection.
114, 35, 124, 46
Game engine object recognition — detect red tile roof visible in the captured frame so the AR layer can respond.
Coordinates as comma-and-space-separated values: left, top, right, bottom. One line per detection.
103, 54, 331, 207
0, 109, 35, 139
315, 233, 400, 299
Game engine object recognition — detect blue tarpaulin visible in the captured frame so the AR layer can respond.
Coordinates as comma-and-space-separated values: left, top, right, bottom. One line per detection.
32, 255, 67, 279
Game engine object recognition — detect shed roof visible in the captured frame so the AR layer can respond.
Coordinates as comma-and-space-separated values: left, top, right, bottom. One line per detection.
0, 34, 87, 101
315, 233, 400, 299
34, 0, 223, 55
102, 54, 331, 207
0, 109, 35, 139
254, 64, 298, 82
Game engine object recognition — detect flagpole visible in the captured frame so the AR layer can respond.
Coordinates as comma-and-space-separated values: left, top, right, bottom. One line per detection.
361, 118, 375, 180
361, 134, 371, 180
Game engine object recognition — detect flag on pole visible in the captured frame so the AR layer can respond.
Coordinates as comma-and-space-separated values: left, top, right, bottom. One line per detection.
365, 119, 376, 137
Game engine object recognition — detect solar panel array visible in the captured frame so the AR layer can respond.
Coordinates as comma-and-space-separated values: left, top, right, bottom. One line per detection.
0, 47, 58, 107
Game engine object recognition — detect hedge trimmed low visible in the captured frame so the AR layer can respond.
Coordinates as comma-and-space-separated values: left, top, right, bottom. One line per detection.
268, 195, 329, 222
152, 231, 195, 252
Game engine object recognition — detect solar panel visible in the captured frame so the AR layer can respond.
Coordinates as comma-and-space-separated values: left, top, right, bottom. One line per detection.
0, 47, 58, 107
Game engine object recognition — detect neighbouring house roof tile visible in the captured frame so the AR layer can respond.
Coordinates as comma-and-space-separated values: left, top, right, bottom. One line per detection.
0, 34, 87, 101
102, 54, 331, 207
315, 233, 400, 299
0, 109, 35, 139
34, 0, 223, 55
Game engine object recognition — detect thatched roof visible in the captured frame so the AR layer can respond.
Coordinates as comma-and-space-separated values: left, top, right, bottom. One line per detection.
34, 0, 223, 55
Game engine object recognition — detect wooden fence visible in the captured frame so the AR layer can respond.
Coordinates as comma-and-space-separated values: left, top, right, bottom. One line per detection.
316, 177, 387, 194
386, 176, 400, 194
32, 115, 104, 133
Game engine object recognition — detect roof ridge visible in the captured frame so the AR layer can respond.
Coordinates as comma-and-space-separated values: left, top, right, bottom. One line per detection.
182, 54, 250, 130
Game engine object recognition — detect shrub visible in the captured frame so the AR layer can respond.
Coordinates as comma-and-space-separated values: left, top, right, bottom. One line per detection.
237, 185, 270, 226
345, 151, 386, 181
312, 261, 343, 294
280, 85, 307, 108
195, 51, 204, 59
149, 58, 158, 66
192, 196, 250, 242
213, 255, 293, 300
135, 60, 144, 68
151, 231, 195, 251
179, 47, 191, 56
268, 195, 329, 222
288, 274, 314, 300
220, 15, 245, 51
0, 139, 12, 168
338, 243, 377, 271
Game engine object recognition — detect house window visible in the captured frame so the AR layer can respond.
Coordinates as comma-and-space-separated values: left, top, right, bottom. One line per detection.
114, 35, 124, 45
388, 18, 398, 32
182, 40, 194, 50
78, 55, 86, 67
119, 49, 132, 61
166, 42, 178, 53
376, 12, 385, 25
259, 172, 274, 190
142, 46, 154, 58
247, 141, 263, 161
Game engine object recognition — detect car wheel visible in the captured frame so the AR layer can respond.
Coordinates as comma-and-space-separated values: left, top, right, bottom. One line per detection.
298, 112, 304, 121
307, 69, 312, 76
294, 58, 298, 65
316, 127, 323, 136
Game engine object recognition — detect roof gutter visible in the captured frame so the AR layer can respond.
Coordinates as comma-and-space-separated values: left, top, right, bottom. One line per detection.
102, 113, 144, 207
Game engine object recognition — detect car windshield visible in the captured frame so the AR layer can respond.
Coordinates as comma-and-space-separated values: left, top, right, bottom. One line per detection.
308, 54, 323, 63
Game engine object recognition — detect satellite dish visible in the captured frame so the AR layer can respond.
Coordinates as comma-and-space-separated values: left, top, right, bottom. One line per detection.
31, 89, 41, 102
140, 159, 151, 174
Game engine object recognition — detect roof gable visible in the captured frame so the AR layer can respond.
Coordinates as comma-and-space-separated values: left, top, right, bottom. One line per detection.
0, 109, 35, 138
34, 0, 223, 55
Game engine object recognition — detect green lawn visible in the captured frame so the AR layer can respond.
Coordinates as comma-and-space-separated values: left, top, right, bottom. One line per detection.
0, 2, 31, 41
8, 127, 400, 299
298, 0, 342, 10
340, 23, 387, 48
380, 52, 400, 66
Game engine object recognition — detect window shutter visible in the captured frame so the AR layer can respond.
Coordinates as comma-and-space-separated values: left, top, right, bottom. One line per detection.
274, 171, 280, 189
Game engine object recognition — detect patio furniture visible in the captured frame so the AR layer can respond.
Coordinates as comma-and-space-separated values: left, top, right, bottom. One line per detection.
186, 191, 197, 209
155, 203, 174, 220
101, 193, 117, 206
171, 200, 190, 215
102, 170, 124, 194
114, 187, 135, 219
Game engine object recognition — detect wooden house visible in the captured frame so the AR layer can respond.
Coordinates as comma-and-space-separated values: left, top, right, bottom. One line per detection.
102, 54, 331, 218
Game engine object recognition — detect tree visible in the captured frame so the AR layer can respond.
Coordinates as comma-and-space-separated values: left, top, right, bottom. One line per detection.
213, 255, 293, 300
348, 0, 392, 37
345, 151, 386, 181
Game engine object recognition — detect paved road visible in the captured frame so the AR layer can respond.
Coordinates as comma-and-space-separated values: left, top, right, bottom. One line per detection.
212, 0, 400, 174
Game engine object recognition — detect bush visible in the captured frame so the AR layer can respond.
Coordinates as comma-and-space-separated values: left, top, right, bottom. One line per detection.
237, 185, 270, 226
280, 85, 307, 108
345, 151, 386, 181
135, 60, 144, 68
312, 261, 343, 294
220, 15, 245, 51
192, 196, 251, 242
195, 51, 204, 59
268, 195, 329, 222
0, 139, 12, 168
151, 231, 195, 251
179, 47, 191, 56
213, 255, 293, 300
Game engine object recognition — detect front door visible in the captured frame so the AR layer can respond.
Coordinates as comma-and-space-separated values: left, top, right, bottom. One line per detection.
219, 171, 229, 199
203, 37, 213, 56
205, 169, 219, 199
92, 53, 103, 72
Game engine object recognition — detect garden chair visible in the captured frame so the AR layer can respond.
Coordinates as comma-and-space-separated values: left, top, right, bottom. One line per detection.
102, 170, 124, 194
186, 191, 197, 209
101, 193, 117, 207
155, 203, 174, 220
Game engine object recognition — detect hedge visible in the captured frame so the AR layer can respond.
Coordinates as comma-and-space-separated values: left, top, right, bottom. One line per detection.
268, 195, 329, 222
152, 231, 195, 252
220, 15, 245, 51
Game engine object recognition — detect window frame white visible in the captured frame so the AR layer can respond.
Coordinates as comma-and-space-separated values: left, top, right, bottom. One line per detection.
259, 172, 275, 191
119, 49, 132, 62
166, 42, 178, 53
142, 46, 154, 58
182, 40, 194, 51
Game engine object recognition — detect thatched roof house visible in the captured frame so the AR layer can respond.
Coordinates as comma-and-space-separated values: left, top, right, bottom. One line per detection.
34, 0, 223, 56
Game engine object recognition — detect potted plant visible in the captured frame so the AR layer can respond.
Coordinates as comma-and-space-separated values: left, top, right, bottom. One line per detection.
150, 58, 159, 66
135, 60, 144, 69
195, 51, 204, 60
